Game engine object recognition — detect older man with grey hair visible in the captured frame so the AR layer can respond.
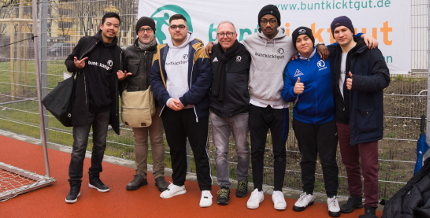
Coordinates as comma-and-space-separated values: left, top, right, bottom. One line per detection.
209, 21, 251, 205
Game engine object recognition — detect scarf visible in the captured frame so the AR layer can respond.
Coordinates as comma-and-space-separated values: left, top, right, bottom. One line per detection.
212, 40, 240, 101
137, 37, 157, 51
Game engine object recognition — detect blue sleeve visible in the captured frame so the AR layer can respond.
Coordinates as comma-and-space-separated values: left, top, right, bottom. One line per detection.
150, 59, 170, 106
281, 64, 298, 102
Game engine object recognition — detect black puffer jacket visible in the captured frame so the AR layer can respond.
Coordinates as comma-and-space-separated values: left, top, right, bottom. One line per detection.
382, 157, 430, 218
65, 30, 122, 135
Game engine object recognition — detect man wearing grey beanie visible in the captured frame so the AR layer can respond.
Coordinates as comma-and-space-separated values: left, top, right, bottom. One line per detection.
117, 16, 168, 193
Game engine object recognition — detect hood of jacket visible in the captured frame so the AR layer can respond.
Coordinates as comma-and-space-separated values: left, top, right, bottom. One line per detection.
166, 32, 193, 49
257, 27, 287, 45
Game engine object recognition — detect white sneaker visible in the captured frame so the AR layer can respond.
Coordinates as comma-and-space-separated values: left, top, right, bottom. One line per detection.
199, 190, 213, 208
327, 196, 341, 217
160, 183, 186, 199
247, 189, 264, 209
272, 190, 287, 210
293, 192, 316, 212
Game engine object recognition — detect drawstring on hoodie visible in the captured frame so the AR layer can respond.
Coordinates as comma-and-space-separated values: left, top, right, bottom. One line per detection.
262, 39, 278, 51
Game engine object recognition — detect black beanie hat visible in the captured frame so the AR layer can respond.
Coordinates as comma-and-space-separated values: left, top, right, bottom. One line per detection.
258, 4, 281, 26
330, 16, 354, 36
292, 27, 315, 50
135, 16, 156, 35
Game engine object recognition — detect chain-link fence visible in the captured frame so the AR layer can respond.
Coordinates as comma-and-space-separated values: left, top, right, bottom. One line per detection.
0, 0, 427, 200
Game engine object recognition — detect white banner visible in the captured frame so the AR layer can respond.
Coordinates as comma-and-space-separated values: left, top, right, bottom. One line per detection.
139, 0, 411, 74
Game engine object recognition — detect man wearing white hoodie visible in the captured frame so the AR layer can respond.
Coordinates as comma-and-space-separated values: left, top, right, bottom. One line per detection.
150, 14, 213, 208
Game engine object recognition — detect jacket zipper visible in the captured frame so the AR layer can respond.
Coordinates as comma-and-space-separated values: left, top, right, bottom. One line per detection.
143, 51, 148, 90
116, 49, 123, 117
190, 46, 200, 123
80, 41, 99, 106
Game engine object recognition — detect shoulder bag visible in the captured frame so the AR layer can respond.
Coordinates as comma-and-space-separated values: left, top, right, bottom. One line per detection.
42, 72, 76, 127
121, 86, 155, 127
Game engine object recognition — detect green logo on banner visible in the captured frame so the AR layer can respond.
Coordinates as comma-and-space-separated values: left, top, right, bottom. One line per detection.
150, 5, 194, 44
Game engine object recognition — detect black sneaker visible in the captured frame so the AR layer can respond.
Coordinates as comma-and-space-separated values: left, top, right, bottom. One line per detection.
126, 174, 148, 190
217, 186, 230, 205
155, 176, 168, 192
65, 181, 81, 204
358, 205, 377, 218
89, 176, 110, 192
236, 180, 248, 198
341, 195, 363, 213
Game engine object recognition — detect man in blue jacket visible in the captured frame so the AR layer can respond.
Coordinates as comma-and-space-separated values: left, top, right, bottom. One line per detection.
150, 14, 213, 208
329, 16, 390, 218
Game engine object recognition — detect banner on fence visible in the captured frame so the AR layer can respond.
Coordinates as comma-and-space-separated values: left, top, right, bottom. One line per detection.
139, 0, 411, 74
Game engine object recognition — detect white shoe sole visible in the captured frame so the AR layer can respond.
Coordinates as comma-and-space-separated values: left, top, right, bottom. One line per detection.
199, 200, 213, 208
247, 198, 264, 209
273, 197, 287, 210
65, 192, 81, 204
274, 204, 287, 211
88, 183, 110, 192
160, 189, 186, 199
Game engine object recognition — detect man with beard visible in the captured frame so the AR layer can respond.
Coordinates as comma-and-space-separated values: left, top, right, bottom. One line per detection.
64, 12, 122, 204
150, 14, 213, 208
117, 17, 169, 192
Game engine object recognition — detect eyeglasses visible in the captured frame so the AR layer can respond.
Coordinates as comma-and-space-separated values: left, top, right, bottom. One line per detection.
138, 28, 153, 33
169, 25, 186, 30
217, 32, 235, 38
260, 19, 277, 24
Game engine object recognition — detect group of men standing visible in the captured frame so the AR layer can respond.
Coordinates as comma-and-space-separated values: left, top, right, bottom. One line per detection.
62, 4, 389, 218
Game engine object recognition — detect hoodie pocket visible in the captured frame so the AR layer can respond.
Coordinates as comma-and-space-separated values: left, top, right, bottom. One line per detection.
354, 107, 377, 133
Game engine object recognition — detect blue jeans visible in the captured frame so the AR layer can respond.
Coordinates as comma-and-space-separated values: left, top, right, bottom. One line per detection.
210, 111, 249, 187
68, 110, 110, 181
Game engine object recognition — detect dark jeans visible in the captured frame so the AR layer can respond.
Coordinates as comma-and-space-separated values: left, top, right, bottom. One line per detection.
337, 122, 379, 207
249, 105, 288, 191
161, 108, 212, 191
293, 119, 338, 197
68, 110, 110, 181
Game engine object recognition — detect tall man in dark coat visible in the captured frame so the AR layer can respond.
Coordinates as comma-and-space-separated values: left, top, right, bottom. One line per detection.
64, 12, 122, 204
